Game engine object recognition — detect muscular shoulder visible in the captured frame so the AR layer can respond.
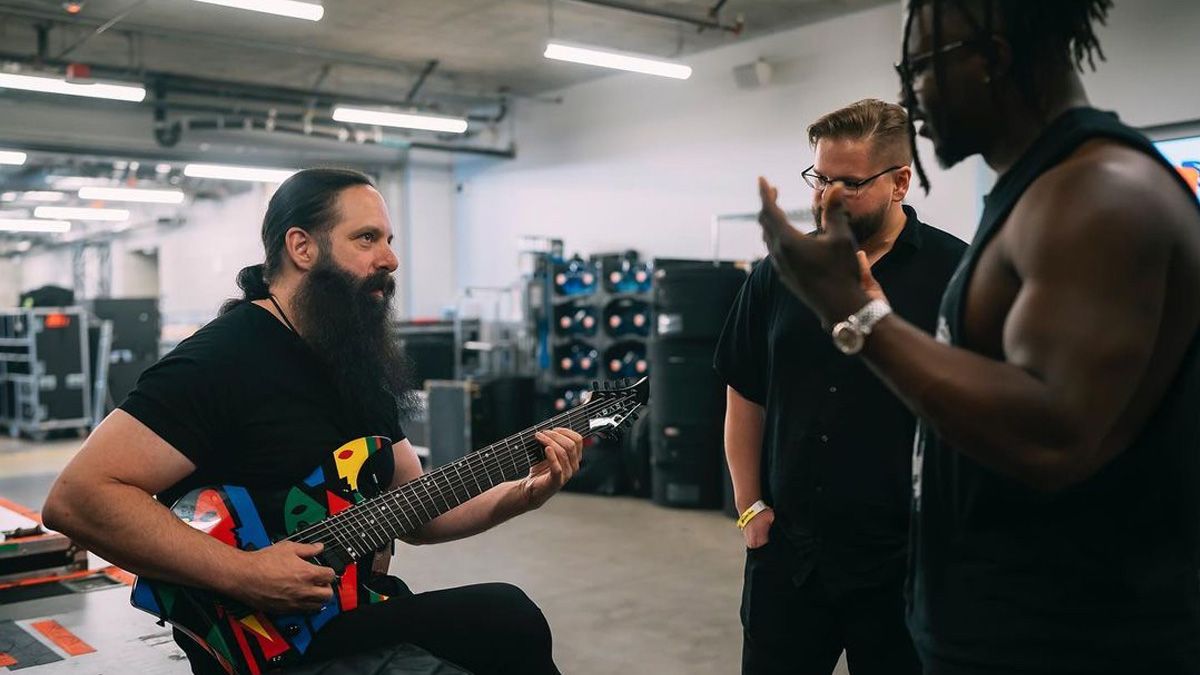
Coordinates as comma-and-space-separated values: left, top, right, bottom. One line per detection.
1004, 139, 1193, 271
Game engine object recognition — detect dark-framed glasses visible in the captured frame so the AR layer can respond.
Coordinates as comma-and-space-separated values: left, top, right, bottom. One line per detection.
801, 165, 905, 196
894, 39, 983, 82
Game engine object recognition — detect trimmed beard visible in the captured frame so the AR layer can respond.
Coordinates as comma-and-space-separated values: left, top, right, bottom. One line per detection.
291, 255, 420, 424
812, 198, 891, 245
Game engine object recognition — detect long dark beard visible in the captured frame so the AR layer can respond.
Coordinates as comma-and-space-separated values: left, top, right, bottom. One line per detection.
292, 257, 420, 423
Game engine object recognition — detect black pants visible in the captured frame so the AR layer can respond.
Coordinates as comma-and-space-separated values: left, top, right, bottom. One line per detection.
180, 578, 559, 675
741, 543, 920, 675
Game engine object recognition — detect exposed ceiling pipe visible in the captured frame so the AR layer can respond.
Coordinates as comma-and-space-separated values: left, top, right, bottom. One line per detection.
0, 50, 507, 122
0, 133, 515, 169
55, 0, 149, 60
563, 0, 743, 35
405, 59, 440, 104
0, 2, 543, 105
153, 104, 514, 155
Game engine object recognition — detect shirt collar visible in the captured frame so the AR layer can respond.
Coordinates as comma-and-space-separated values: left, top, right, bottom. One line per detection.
894, 204, 924, 251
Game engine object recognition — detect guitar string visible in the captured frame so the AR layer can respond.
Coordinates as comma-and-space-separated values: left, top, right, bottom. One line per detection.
293, 396, 633, 551
314, 397, 618, 549
289, 393, 640, 552
292, 401, 618, 552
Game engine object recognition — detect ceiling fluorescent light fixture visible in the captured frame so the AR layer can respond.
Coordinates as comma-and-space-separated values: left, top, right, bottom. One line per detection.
0, 150, 27, 165
193, 0, 324, 21
543, 42, 692, 80
34, 206, 130, 221
0, 218, 70, 233
183, 163, 296, 183
50, 176, 112, 190
78, 186, 186, 204
0, 72, 145, 102
21, 191, 66, 202
331, 106, 469, 134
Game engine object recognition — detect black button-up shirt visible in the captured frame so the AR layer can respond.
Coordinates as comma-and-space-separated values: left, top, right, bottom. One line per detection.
714, 206, 965, 593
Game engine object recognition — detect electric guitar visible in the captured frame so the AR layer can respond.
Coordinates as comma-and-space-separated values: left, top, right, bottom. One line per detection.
131, 377, 649, 675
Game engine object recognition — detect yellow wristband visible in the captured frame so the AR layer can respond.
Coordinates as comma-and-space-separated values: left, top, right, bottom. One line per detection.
736, 500, 769, 530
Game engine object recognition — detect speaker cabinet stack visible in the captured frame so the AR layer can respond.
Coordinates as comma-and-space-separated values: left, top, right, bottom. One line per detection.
649, 261, 747, 508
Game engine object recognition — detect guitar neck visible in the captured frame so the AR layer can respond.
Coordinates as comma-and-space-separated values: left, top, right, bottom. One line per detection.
313, 396, 623, 560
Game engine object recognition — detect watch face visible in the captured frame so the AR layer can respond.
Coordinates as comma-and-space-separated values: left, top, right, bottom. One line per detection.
832, 322, 864, 354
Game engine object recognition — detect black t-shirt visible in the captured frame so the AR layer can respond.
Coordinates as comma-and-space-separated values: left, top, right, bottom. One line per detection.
120, 301, 406, 507
911, 108, 1200, 673
714, 206, 965, 592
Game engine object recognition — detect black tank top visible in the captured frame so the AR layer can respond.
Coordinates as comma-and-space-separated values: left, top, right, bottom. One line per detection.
907, 107, 1200, 674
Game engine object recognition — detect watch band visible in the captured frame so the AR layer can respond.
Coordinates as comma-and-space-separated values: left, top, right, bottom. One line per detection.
851, 299, 892, 335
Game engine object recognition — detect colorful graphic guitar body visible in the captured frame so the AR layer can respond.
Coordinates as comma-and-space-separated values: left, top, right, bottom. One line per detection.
131, 377, 649, 675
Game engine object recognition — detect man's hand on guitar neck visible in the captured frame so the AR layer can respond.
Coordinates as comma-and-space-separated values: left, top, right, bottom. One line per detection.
227, 541, 337, 614
522, 428, 585, 510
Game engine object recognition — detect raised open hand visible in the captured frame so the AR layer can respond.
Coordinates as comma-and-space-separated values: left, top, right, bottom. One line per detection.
757, 177, 871, 327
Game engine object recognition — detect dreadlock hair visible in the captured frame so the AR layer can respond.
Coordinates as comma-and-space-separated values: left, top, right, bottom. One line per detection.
899, 0, 1114, 193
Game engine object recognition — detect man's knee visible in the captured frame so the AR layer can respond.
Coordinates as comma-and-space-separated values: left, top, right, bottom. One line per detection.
476, 583, 552, 644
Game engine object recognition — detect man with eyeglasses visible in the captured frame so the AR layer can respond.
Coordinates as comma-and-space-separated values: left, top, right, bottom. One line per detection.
756, 2, 1200, 674
715, 98, 965, 675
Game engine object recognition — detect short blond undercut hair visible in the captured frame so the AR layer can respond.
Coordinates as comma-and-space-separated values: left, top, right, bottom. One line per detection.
807, 98, 913, 167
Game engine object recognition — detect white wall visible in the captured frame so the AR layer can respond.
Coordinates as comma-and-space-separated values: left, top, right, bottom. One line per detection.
0, 258, 22, 307
1083, 0, 1200, 130
150, 187, 268, 325
15, 248, 74, 294
110, 243, 160, 298
403, 155, 457, 319
451, 0, 1200, 292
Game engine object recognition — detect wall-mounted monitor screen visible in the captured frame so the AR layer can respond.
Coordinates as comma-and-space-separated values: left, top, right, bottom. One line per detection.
1155, 134, 1200, 202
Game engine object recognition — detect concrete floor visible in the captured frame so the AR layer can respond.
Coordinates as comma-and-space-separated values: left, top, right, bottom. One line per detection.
0, 436, 851, 674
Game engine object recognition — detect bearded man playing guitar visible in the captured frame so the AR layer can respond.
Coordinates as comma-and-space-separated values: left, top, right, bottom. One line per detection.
42, 168, 587, 675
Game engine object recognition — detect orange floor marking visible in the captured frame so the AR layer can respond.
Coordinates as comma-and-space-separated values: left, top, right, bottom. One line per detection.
30, 620, 95, 657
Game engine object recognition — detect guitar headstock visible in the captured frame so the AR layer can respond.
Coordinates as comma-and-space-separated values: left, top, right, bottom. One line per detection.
582, 377, 649, 439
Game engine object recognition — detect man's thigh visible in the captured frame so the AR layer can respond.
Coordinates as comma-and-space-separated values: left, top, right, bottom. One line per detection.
741, 547, 843, 675
306, 581, 555, 675
837, 581, 920, 675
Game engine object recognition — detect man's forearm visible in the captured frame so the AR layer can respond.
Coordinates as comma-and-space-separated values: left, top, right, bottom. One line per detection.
863, 316, 1090, 491
407, 480, 530, 545
725, 388, 766, 511
43, 478, 249, 594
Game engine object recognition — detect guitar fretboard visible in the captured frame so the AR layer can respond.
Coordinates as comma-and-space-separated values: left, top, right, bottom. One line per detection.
290, 392, 635, 560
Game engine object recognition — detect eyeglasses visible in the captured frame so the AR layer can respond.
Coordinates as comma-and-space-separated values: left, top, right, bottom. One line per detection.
894, 39, 981, 82
801, 165, 904, 195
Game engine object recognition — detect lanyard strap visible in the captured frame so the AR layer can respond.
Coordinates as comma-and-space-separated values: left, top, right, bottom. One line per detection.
267, 294, 300, 334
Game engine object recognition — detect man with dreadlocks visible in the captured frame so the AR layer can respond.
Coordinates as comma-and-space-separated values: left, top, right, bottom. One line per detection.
755, 1, 1200, 673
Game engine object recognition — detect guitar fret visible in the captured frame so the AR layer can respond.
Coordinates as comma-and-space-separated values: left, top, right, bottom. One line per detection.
303, 392, 642, 554
434, 470, 459, 511
466, 456, 484, 495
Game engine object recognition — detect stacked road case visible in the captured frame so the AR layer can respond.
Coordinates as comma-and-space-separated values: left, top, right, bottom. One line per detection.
0, 307, 92, 440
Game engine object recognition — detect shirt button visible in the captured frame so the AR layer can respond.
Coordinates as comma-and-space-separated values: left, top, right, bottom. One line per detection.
828, 386, 837, 393
820, 434, 829, 443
